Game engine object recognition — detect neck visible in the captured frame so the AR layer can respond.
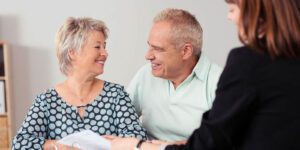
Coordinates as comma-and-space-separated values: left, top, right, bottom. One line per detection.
65, 77, 97, 102
171, 56, 198, 89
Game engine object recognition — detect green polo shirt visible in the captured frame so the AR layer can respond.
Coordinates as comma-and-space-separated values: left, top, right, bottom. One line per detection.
127, 53, 223, 141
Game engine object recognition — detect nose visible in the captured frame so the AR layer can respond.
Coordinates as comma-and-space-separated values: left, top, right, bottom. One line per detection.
227, 12, 234, 22
227, 12, 231, 20
100, 49, 108, 57
145, 48, 154, 60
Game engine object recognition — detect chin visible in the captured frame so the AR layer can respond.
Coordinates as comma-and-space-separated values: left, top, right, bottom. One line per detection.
151, 71, 162, 78
96, 70, 104, 75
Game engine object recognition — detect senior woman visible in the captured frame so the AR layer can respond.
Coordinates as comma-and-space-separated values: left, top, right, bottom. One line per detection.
12, 17, 147, 150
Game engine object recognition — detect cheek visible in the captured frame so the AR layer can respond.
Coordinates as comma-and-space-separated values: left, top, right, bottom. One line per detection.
227, 10, 237, 22
165, 57, 179, 68
155, 54, 165, 62
234, 15, 240, 27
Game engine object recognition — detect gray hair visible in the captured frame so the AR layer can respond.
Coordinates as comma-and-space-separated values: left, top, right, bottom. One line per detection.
55, 17, 109, 75
154, 8, 203, 56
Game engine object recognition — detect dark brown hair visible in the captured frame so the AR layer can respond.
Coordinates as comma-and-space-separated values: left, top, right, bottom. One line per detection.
239, 0, 300, 58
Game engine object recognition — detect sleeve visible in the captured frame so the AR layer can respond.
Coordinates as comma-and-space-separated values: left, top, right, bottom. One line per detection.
115, 86, 147, 140
12, 94, 49, 150
166, 47, 258, 150
127, 65, 148, 117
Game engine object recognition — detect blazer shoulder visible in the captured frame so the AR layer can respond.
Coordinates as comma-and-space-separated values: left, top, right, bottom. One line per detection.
221, 46, 267, 83
229, 46, 257, 60
226, 46, 265, 67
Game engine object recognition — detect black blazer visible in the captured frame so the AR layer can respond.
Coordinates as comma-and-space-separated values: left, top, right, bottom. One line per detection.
166, 46, 300, 150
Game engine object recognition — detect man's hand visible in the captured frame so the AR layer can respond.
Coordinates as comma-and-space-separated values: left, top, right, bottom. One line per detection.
150, 139, 187, 145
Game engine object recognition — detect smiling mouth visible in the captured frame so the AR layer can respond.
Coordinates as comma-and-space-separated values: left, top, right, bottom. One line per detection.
96, 61, 105, 65
151, 63, 160, 70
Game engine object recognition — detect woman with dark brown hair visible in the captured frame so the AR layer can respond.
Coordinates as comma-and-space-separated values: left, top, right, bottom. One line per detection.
109, 0, 300, 149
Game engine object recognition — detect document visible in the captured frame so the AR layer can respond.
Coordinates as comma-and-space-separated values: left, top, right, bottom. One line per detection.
58, 130, 111, 150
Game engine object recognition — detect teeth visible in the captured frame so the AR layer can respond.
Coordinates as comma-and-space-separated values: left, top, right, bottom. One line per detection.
97, 61, 104, 64
152, 64, 157, 67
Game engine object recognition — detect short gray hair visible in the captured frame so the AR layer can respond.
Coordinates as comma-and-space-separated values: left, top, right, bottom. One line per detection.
55, 17, 109, 75
154, 8, 203, 56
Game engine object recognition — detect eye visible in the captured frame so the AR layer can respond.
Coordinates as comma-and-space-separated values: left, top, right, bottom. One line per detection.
154, 47, 164, 52
149, 47, 157, 51
149, 45, 163, 52
228, 4, 236, 13
154, 48, 161, 51
228, 6, 235, 13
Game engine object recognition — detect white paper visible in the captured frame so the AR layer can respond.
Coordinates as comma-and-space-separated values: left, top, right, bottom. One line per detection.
0, 81, 5, 114
58, 130, 111, 150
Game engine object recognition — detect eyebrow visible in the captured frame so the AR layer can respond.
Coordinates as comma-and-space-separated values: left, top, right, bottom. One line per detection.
95, 41, 106, 45
147, 41, 164, 51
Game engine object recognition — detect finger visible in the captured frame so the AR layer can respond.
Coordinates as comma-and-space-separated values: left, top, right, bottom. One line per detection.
150, 140, 168, 145
174, 140, 187, 145
103, 135, 117, 140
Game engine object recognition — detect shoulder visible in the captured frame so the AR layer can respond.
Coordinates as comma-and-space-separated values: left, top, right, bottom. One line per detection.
208, 61, 223, 79
103, 81, 132, 104
36, 88, 57, 100
202, 54, 223, 72
103, 81, 130, 97
103, 81, 125, 90
195, 54, 223, 80
32, 88, 57, 108
227, 46, 266, 65
226, 46, 266, 70
220, 46, 268, 83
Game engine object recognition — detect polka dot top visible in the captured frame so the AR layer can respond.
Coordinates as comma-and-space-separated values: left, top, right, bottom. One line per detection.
12, 81, 147, 149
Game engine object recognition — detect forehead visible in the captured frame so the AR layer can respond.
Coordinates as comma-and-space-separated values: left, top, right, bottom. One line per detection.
228, 3, 239, 8
226, 0, 239, 4
87, 31, 105, 41
148, 21, 172, 46
150, 21, 171, 36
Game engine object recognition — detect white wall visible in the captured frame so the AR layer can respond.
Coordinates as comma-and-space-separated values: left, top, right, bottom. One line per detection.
0, 0, 240, 135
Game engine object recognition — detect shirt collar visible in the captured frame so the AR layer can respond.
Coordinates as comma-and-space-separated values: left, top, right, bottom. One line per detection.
192, 53, 211, 81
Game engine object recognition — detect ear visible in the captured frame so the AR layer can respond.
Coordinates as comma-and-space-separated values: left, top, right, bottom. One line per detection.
181, 43, 194, 60
258, 24, 266, 39
258, 18, 266, 39
68, 48, 77, 60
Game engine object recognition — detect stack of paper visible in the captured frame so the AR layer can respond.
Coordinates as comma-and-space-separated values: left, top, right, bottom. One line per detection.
58, 130, 111, 150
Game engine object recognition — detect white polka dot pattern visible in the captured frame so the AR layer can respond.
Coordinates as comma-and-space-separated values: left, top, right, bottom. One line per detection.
12, 81, 147, 149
